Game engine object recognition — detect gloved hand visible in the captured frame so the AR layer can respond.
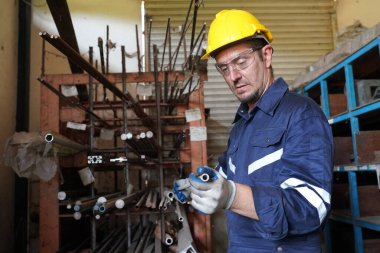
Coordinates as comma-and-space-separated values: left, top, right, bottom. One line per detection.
189, 166, 236, 214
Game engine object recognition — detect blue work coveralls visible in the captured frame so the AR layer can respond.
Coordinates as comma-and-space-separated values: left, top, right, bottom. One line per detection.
216, 78, 334, 253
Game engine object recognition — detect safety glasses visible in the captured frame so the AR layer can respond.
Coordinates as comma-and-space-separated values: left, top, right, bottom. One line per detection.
215, 48, 256, 76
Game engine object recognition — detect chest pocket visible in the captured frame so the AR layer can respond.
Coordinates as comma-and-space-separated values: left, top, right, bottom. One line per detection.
250, 127, 286, 147
248, 127, 286, 178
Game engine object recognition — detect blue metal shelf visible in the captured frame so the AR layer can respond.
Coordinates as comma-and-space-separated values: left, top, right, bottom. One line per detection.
298, 36, 380, 253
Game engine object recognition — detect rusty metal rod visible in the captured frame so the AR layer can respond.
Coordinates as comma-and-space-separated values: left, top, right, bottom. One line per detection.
160, 18, 171, 72
183, 23, 206, 69
106, 25, 110, 74
146, 19, 153, 72
190, 0, 200, 52
168, 19, 172, 71
171, 0, 194, 70
98, 37, 106, 75
135, 191, 148, 208
135, 24, 142, 73
39, 31, 154, 127
98, 37, 107, 101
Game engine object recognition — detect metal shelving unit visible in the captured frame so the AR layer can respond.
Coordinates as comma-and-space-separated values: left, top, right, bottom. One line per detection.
298, 36, 380, 253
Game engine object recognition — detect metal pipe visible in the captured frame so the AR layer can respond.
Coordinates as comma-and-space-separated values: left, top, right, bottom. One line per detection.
160, 18, 171, 72
154, 44, 166, 252
121, 45, 132, 249
88, 46, 96, 250
146, 19, 153, 72
183, 23, 206, 69
98, 37, 107, 101
106, 25, 110, 74
98, 37, 106, 75
145, 190, 153, 208
171, 0, 194, 70
175, 201, 184, 222
135, 191, 148, 208
190, 0, 200, 52
43, 131, 86, 156
136, 24, 142, 73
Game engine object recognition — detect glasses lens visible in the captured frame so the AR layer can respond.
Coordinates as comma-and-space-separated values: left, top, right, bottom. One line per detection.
215, 48, 255, 76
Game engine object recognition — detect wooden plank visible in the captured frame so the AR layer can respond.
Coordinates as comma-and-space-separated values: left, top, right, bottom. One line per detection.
334, 136, 354, 165
40, 81, 60, 253
356, 130, 380, 164
188, 81, 212, 253
329, 93, 347, 116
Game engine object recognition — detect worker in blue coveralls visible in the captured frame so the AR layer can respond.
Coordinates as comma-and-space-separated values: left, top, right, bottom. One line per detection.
188, 9, 334, 253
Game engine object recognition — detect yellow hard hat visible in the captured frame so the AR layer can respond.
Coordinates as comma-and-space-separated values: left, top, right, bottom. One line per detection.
201, 9, 273, 60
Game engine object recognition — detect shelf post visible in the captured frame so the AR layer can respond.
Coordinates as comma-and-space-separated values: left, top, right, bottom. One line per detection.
348, 171, 364, 253
320, 80, 331, 118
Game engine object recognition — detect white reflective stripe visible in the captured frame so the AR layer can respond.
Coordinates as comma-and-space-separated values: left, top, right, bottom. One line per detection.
248, 148, 283, 175
218, 166, 227, 179
229, 157, 236, 174
292, 186, 327, 223
281, 178, 331, 204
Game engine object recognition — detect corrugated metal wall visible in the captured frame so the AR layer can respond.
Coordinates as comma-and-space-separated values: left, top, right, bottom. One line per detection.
145, 0, 335, 166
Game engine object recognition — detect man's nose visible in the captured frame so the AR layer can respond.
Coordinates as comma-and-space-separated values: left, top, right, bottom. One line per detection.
228, 66, 242, 81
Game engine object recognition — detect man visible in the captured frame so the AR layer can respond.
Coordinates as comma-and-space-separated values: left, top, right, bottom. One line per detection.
188, 9, 334, 253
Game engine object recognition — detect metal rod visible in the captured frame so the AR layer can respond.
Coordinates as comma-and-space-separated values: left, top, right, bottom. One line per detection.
136, 24, 142, 73
98, 37, 107, 101
190, 0, 200, 51
146, 19, 153, 72
106, 25, 109, 74
160, 18, 171, 72
41, 38, 45, 77
153, 43, 165, 253
98, 37, 106, 75
172, 0, 194, 70
168, 19, 172, 71
183, 23, 206, 69
135, 191, 148, 208
121, 45, 132, 248
44, 132, 86, 154
88, 46, 97, 251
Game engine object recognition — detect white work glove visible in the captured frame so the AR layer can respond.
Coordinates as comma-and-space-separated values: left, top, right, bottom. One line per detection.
188, 166, 236, 214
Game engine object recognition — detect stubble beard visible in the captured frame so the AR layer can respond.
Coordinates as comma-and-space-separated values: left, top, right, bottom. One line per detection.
236, 86, 263, 105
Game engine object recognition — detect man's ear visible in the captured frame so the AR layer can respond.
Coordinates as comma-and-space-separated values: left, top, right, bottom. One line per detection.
262, 45, 273, 68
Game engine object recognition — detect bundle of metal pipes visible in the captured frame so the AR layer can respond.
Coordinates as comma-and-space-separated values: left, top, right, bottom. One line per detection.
121, 131, 158, 158
58, 189, 176, 220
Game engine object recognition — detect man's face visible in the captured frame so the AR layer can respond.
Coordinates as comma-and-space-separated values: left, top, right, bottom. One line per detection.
215, 42, 273, 109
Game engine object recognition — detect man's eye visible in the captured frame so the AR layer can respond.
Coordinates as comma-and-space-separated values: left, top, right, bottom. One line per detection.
219, 65, 228, 72
235, 58, 247, 66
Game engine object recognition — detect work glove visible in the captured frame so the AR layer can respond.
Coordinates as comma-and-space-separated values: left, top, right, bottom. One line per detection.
189, 166, 236, 214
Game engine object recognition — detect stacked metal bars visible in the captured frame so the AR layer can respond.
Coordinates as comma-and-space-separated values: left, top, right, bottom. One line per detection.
39, 0, 205, 251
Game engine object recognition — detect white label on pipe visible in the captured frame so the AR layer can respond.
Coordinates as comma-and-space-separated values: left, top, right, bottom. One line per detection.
100, 128, 115, 140
78, 167, 95, 186
137, 83, 153, 96
67, 121, 87, 130
61, 85, 79, 97
190, 126, 207, 141
185, 108, 202, 122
